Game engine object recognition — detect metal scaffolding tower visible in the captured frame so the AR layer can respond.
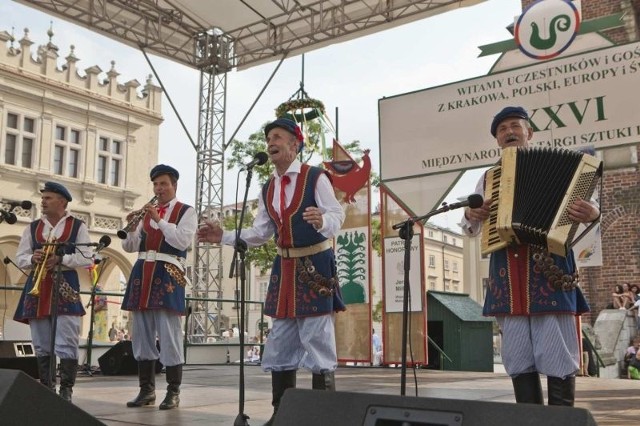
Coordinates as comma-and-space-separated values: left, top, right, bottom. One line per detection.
189, 30, 234, 340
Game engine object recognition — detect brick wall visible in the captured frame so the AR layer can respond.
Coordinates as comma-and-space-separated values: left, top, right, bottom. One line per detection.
582, 147, 640, 323
518, 0, 640, 324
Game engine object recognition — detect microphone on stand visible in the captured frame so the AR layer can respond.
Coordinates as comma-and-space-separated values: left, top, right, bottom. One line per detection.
392, 194, 484, 230
8, 200, 33, 210
439, 193, 485, 211
3, 256, 29, 277
64, 235, 112, 251
0, 200, 33, 224
94, 235, 112, 253
0, 210, 17, 224
240, 152, 268, 171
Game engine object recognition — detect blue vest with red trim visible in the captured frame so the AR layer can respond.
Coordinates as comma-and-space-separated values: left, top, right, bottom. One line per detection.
261, 164, 345, 318
14, 217, 86, 323
478, 169, 590, 317
121, 202, 190, 315
483, 245, 590, 316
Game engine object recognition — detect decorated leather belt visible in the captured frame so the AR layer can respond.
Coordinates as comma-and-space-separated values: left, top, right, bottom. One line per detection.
276, 240, 332, 259
138, 251, 189, 287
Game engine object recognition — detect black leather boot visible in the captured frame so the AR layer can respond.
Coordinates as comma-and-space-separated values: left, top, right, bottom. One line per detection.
264, 370, 297, 426
159, 364, 182, 410
312, 371, 336, 391
547, 376, 575, 406
59, 359, 78, 402
127, 360, 156, 407
36, 356, 56, 392
511, 372, 543, 404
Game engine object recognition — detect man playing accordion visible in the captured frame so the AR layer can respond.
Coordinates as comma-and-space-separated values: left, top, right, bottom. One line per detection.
460, 106, 600, 407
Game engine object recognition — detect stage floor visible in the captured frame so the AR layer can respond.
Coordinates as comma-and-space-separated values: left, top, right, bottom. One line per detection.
70, 365, 636, 425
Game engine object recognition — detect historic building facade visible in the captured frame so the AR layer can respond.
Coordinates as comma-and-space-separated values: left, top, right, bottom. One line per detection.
0, 27, 163, 342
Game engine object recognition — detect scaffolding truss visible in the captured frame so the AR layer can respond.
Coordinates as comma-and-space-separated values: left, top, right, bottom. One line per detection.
14, 0, 485, 69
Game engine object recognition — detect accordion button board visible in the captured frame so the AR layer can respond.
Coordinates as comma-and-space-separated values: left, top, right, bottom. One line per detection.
481, 146, 603, 257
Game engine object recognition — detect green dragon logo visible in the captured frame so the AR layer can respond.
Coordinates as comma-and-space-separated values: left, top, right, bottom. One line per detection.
529, 14, 571, 50
515, 0, 580, 60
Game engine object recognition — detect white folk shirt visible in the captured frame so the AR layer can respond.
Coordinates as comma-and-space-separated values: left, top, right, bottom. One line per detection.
121, 197, 197, 253
16, 211, 93, 270
222, 159, 345, 247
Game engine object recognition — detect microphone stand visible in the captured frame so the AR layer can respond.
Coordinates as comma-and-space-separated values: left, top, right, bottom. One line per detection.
42, 241, 96, 385
228, 166, 257, 426
4, 256, 30, 278
82, 256, 109, 376
392, 201, 467, 396
48, 243, 67, 387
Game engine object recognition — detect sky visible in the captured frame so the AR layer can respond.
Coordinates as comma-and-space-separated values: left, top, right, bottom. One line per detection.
0, 0, 524, 230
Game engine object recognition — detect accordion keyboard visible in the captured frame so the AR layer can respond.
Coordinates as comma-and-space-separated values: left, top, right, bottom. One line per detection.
481, 165, 507, 256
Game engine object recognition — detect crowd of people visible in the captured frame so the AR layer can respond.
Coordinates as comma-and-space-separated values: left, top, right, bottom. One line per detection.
108, 323, 130, 342
611, 283, 639, 309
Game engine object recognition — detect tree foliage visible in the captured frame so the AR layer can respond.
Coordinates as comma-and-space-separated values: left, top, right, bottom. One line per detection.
221, 208, 276, 275
372, 300, 383, 323
371, 217, 382, 257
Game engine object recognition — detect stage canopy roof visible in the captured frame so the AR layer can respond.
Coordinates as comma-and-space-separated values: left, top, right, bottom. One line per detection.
14, 0, 486, 70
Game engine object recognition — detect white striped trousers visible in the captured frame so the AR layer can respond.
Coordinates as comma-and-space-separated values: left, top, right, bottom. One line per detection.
497, 314, 580, 379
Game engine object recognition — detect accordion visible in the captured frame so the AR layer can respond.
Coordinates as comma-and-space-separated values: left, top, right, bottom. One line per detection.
481, 146, 602, 257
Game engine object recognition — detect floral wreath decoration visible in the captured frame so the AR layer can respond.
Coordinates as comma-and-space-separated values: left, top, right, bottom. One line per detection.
275, 98, 325, 123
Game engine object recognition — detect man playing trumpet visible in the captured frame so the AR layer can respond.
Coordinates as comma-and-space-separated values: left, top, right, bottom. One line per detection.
121, 164, 197, 410
14, 181, 93, 402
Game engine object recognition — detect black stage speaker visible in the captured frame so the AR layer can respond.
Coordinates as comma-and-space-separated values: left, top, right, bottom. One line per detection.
274, 389, 598, 426
98, 340, 163, 375
0, 341, 38, 379
0, 369, 104, 426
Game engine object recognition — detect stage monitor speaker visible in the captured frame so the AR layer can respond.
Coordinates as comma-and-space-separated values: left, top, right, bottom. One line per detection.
0, 341, 38, 379
98, 340, 163, 375
273, 389, 597, 426
0, 369, 104, 426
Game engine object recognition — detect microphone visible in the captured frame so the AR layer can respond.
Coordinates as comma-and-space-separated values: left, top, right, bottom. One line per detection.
3, 256, 29, 277
9, 200, 33, 210
392, 194, 484, 230
442, 194, 485, 211
62, 235, 112, 250
94, 235, 112, 252
0, 210, 17, 224
240, 152, 268, 170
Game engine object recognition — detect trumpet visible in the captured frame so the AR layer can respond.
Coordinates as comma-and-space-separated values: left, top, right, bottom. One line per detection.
117, 196, 158, 239
29, 231, 55, 297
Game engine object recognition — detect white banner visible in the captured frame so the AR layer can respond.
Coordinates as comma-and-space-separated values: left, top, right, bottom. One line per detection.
383, 236, 423, 313
380, 41, 640, 182
574, 223, 603, 267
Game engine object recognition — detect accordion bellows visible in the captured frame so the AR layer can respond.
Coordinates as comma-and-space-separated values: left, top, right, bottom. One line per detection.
481, 146, 603, 257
